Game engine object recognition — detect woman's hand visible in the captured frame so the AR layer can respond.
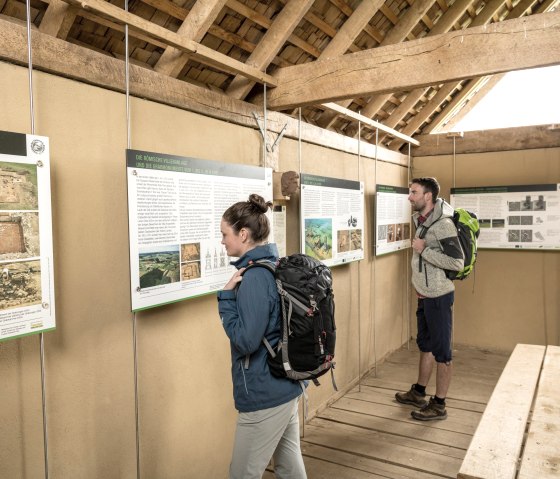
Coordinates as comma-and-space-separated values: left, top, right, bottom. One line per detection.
222, 267, 246, 290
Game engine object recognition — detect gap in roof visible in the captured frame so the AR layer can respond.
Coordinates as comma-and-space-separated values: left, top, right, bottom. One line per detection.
449, 65, 560, 133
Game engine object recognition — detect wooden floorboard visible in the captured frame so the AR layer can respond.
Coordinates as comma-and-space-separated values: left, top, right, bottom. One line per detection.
287, 345, 510, 479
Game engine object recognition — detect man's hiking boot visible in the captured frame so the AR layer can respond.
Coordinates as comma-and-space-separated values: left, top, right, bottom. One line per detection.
411, 397, 447, 421
395, 385, 428, 408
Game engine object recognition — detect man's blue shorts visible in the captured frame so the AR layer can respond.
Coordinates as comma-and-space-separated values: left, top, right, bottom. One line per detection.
416, 291, 454, 363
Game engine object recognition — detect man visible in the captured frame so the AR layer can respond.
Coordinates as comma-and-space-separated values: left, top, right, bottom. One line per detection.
396, 177, 464, 421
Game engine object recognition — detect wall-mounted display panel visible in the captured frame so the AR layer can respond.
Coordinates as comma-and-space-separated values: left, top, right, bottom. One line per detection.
127, 150, 273, 311
300, 174, 364, 267
0, 131, 56, 341
375, 184, 412, 256
451, 184, 560, 250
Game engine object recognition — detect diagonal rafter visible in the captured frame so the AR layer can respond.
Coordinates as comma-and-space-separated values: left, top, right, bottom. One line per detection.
305, 0, 387, 128
356, 0, 477, 132
389, 0, 556, 149
422, 0, 560, 137
225, 0, 314, 101
428, 75, 504, 133
154, 0, 227, 78
39, 0, 77, 39
354, 0, 524, 143
318, 0, 437, 129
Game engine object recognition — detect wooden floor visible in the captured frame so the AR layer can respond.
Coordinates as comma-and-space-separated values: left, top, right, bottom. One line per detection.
267, 345, 510, 479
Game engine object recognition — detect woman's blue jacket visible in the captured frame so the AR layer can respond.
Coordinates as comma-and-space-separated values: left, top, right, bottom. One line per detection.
217, 243, 302, 413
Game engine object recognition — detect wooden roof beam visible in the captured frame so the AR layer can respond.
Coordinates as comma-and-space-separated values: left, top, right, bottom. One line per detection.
412, 125, 560, 156
266, 11, 560, 110
61, 0, 277, 86
225, 0, 313, 100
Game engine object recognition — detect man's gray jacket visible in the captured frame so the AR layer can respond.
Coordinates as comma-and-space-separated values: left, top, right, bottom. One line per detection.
411, 199, 464, 298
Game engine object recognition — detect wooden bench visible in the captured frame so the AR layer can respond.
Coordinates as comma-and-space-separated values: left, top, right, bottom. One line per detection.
457, 343, 550, 479
517, 345, 560, 479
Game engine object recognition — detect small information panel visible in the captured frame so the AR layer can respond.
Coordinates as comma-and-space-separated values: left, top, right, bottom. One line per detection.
0, 131, 56, 341
127, 149, 273, 311
375, 184, 412, 256
451, 184, 560, 250
300, 173, 364, 267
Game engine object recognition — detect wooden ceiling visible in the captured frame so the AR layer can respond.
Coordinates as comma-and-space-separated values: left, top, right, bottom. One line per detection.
1, 0, 559, 151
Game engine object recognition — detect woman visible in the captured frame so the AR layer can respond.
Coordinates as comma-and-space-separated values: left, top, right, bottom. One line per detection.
217, 194, 307, 479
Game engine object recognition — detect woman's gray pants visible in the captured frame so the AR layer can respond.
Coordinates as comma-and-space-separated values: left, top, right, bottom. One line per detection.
229, 396, 307, 479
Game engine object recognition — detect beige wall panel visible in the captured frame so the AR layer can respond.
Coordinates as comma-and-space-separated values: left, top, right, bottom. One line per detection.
0, 60, 411, 478
129, 97, 262, 165
0, 62, 32, 134
413, 149, 560, 351
371, 162, 412, 365
0, 338, 44, 478
34, 71, 138, 477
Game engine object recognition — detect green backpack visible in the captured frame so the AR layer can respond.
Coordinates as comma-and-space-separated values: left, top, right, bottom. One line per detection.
448, 208, 480, 280
419, 207, 480, 280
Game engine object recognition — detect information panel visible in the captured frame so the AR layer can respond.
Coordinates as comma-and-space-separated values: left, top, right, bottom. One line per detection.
451, 184, 560, 250
300, 173, 364, 267
375, 184, 412, 256
0, 131, 56, 341
127, 149, 273, 311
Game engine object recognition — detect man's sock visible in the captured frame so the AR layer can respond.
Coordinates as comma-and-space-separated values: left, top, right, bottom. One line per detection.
414, 383, 426, 395
434, 395, 446, 405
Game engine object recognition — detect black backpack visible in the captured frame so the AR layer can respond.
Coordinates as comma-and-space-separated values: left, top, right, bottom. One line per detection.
243, 254, 337, 388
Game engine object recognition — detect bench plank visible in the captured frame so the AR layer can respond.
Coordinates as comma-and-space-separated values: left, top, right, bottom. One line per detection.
457, 344, 546, 479
518, 345, 560, 479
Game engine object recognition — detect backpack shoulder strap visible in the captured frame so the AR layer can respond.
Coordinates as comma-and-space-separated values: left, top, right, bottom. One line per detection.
241, 259, 276, 276
238, 259, 278, 370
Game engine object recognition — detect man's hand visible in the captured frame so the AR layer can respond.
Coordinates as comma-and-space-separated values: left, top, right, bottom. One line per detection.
412, 238, 426, 254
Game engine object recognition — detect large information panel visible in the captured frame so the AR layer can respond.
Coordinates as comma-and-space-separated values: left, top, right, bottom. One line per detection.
0, 131, 56, 341
375, 184, 412, 256
451, 184, 560, 250
300, 173, 364, 267
127, 150, 272, 311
